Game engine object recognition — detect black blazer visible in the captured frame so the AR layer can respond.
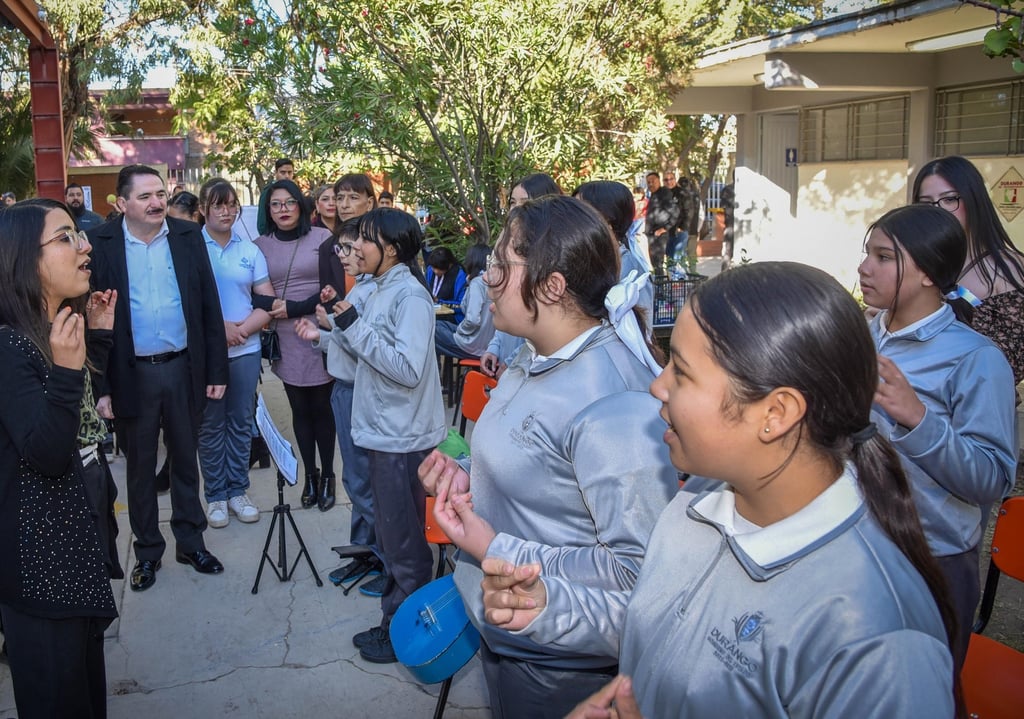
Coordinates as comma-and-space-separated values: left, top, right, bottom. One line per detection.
87, 217, 229, 419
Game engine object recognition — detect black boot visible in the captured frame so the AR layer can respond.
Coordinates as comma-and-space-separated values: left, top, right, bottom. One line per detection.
249, 435, 271, 469
318, 472, 336, 512
301, 468, 320, 509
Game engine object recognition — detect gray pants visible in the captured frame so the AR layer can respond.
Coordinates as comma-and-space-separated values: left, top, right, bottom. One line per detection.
331, 380, 377, 556
368, 448, 433, 626
479, 642, 618, 719
936, 544, 981, 672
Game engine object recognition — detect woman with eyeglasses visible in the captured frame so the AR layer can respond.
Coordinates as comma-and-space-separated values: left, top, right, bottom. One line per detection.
418, 196, 677, 716
254, 179, 339, 512
193, 179, 274, 528
913, 156, 1024, 393
0, 199, 121, 718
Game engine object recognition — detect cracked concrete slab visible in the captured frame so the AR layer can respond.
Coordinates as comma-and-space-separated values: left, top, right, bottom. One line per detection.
0, 371, 490, 718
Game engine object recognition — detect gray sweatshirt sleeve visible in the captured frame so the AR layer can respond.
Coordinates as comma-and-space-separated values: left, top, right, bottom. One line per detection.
484, 391, 676, 654
456, 277, 486, 338
890, 344, 1016, 505
342, 292, 435, 389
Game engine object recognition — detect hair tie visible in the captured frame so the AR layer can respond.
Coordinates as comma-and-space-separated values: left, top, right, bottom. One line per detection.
604, 270, 662, 377
943, 284, 982, 307
850, 423, 877, 446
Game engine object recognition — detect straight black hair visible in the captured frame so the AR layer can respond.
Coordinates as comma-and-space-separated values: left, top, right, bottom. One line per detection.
573, 181, 636, 244
0, 199, 86, 362
868, 204, 974, 324
514, 173, 561, 199
913, 155, 1024, 293
691, 261, 961, 711
463, 243, 491, 278
357, 208, 428, 288
262, 179, 312, 237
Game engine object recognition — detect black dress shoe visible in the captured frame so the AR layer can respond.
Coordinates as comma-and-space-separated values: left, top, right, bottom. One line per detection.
175, 549, 224, 574
130, 559, 161, 592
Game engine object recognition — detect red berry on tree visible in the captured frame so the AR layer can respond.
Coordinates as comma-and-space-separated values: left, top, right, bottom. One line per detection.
244, 18, 255, 26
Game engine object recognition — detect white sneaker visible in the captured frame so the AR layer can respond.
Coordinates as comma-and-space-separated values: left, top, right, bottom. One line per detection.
207, 500, 229, 528
228, 494, 260, 523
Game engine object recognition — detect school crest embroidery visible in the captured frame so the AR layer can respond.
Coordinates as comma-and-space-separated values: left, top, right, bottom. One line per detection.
733, 611, 766, 642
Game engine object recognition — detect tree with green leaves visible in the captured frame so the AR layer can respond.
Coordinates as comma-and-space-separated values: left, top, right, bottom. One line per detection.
960, 0, 1024, 71
177, 0, 710, 244
8, 1, 215, 159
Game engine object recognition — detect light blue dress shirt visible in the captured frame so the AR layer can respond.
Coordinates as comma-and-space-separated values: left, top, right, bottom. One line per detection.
124, 219, 188, 356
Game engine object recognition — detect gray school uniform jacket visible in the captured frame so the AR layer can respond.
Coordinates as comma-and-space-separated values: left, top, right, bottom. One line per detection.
314, 276, 376, 383
869, 305, 1017, 556
452, 274, 496, 357
616, 469, 955, 718
341, 264, 447, 453
453, 324, 678, 669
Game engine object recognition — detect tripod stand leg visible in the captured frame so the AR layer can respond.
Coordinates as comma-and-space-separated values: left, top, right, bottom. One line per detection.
433, 676, 453, 719
251, 507, 282, 594
285, 507, 323, 586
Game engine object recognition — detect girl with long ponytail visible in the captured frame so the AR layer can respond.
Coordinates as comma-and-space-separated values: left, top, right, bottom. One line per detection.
479, 262, 962, 719
859, 204, 1016, 671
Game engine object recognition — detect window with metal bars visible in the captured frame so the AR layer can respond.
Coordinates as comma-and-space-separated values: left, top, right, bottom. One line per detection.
800, 96, 908, 163
935, 80, 1024, 157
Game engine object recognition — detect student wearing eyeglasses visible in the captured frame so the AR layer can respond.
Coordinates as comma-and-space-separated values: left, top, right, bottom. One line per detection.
254, 179, 339, 512
0, 198, 121, 718
913, 156, 1024, 395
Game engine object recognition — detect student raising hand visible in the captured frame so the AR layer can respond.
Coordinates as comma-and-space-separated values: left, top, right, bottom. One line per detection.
50, 306, 86, 370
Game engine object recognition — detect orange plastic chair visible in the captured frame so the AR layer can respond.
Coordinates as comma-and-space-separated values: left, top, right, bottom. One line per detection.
457, 370, 497, 435
961, 496, 1024, 719
450, 358, 482, 424
424, 495, 454, 580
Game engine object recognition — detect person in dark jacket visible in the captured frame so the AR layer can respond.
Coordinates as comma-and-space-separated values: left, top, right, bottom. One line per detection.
0, 198, 121, 718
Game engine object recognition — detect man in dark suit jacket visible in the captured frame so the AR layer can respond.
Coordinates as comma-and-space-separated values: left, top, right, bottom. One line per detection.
88, 164, 229, 592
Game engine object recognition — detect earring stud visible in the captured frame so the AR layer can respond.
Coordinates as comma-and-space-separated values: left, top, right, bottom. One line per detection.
763, 427, 771, 434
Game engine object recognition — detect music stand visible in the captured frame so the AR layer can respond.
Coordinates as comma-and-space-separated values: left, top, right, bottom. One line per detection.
251, 393, 322, 593
251, 468, 323, 593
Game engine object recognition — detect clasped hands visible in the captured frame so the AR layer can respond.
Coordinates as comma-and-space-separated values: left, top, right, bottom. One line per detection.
417, 449, 645, 719
295, 285, 352, 340
417, 450, 544, 631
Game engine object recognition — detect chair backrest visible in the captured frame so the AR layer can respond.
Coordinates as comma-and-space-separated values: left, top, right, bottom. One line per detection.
962, 496, 1024, 719
424, 496, 451, 546
461, 371, 497, 424
975, 496, 1024, 633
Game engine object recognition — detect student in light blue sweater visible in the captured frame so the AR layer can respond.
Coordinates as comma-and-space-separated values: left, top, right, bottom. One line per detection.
296, 219, 381, 592
859, 204, 1016, 669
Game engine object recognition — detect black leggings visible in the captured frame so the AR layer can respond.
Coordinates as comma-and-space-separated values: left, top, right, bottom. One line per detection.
282, 381, 336, 477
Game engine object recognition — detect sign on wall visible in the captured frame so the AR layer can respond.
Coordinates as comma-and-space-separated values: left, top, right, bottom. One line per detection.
992, 167, 1024, 223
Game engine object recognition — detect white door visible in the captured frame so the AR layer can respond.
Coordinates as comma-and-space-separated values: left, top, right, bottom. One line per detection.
760, 113, 799, 216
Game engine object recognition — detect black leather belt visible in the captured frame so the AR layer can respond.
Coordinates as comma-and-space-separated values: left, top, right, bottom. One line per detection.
135, 348, 186, 364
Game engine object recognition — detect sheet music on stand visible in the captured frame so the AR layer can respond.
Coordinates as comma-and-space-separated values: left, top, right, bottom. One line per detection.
256, 393, 297, 486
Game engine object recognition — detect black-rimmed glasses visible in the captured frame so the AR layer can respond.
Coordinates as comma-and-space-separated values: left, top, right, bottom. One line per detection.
917, 195, 961, 213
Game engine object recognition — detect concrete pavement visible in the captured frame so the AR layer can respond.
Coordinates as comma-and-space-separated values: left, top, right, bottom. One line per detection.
0, 370, 490, 719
